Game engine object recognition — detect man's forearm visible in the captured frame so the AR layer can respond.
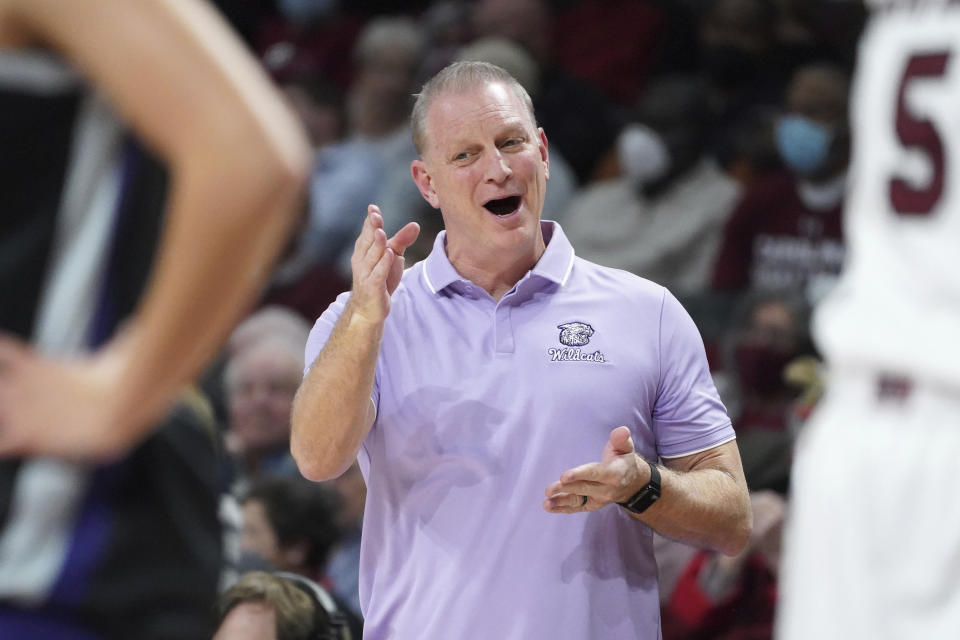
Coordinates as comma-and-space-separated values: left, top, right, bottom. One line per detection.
291, 306, 384, 481
291, 203, 419, 481
636, 463, 752, 556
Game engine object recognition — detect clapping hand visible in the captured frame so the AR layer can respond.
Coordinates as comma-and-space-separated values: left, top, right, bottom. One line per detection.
544, 426, 651, 513
347, 204, 420, 326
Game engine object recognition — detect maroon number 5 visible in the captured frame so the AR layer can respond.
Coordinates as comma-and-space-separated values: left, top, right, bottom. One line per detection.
889, 52, 950, 216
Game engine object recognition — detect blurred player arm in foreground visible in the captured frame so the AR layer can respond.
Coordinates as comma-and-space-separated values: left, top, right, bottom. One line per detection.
0, 0, 311, 459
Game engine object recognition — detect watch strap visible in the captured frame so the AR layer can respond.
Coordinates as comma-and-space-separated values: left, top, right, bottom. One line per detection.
618, 459, 661, 514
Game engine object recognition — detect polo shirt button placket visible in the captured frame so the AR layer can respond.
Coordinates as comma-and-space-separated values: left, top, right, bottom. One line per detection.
494, 301, 515, 354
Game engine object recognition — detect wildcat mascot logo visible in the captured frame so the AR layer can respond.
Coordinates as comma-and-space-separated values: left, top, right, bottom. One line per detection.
550, 322, 605, 362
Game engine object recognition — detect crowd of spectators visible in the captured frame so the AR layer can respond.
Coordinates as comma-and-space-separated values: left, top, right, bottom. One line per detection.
201, 0, 865, 637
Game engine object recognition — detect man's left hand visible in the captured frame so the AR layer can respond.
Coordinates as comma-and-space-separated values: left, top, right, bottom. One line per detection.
543, 426, 651, 513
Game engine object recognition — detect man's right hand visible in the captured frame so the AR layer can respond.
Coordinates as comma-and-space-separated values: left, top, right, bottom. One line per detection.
348, 204, 420, 325
291, 205, 419, 481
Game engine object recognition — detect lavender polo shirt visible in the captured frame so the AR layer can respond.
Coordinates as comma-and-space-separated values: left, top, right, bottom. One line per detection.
304, 221, 734, 639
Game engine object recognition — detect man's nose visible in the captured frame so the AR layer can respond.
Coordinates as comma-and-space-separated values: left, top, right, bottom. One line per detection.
483, 150, 512, 183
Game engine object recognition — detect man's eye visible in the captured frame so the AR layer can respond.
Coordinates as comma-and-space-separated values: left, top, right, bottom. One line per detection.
502, 138, 520, 147
454, 151, 470, 161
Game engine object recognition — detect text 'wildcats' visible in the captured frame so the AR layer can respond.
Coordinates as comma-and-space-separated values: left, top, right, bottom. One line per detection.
547, 348, 606, 362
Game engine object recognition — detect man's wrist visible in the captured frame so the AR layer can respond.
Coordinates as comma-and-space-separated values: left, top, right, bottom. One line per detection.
618, 458, 661, 514
343, 302, 387, 334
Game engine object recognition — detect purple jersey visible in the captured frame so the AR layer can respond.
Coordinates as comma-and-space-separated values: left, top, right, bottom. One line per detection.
304, 222, 734, 639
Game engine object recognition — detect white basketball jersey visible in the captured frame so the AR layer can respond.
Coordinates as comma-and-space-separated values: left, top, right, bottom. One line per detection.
813, 0, 960, 389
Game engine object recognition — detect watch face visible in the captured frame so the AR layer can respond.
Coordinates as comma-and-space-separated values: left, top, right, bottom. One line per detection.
619, 461, 661, 513
622, 485, 659, 513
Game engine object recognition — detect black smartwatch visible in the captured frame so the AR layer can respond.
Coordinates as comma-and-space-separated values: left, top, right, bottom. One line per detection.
618, 459, 661, 514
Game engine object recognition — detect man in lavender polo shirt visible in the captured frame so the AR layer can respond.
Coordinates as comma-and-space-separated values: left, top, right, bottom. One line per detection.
291, 61, 752, 639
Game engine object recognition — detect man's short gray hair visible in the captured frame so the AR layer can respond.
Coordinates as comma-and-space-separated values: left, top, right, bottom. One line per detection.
411, 60, 537, 156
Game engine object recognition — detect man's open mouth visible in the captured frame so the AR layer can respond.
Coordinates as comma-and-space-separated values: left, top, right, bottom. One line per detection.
483, 196, 521, 216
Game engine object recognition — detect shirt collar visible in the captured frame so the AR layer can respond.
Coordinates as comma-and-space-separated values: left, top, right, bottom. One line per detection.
422, 220, 575, 295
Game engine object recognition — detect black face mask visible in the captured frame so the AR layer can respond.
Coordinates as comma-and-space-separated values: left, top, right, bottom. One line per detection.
735, 342, 795, 397
702, 44, 764, 89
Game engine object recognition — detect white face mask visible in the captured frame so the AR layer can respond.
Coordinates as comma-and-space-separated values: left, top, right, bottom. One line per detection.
617, 124, 671, 187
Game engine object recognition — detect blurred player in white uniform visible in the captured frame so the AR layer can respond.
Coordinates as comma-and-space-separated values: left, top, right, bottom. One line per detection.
777, 1, 960, 638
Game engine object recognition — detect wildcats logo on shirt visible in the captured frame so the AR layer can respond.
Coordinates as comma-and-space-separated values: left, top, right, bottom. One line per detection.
550, 322, 606, 362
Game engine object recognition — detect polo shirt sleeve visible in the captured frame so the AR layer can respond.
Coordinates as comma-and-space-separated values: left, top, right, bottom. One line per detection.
653, 290, 734, 458
303, 291, 381, 411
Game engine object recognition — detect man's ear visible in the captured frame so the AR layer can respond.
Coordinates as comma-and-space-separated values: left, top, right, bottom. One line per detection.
538, 127, 550, 181
411, 160, 440, 209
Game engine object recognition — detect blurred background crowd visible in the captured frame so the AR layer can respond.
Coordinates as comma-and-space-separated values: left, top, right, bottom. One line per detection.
197, 0, 866, 637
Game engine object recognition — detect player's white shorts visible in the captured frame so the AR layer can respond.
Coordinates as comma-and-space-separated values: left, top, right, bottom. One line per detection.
777, 371, 960, 639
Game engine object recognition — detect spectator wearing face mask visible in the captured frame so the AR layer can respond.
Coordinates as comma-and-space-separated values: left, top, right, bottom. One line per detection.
561, 74, 741, 298
721, 291, 811, 439
712, 63, 850, 307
